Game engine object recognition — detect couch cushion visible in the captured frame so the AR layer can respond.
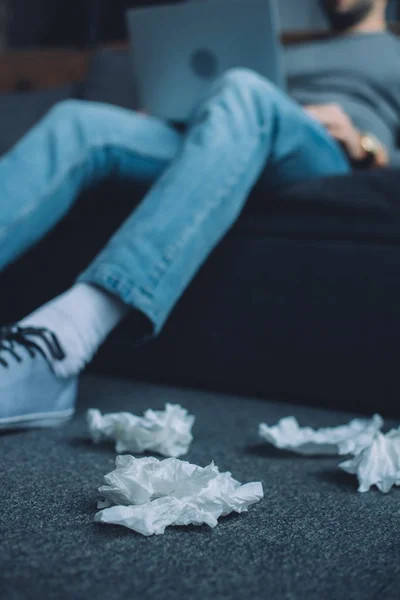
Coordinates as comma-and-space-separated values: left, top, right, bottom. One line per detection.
243, 167, 400, 242
0, 83, 75, 155
82, 48, 139, 110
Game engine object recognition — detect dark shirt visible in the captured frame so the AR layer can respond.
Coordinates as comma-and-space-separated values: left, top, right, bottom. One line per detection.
284, 31, 400, 164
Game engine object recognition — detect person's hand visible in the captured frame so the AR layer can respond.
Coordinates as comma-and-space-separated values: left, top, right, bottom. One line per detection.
304, 103, 388, 165
304, 103, 363, 159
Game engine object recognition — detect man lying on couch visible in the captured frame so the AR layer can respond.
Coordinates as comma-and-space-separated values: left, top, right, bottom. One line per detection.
0, 0, 398, 429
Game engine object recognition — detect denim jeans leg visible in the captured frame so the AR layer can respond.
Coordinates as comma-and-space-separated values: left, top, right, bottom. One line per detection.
79, 69, 350, 334
0, 100, 182, 272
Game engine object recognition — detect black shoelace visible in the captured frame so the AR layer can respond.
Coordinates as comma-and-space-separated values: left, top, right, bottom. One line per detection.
0, 325, 65, 368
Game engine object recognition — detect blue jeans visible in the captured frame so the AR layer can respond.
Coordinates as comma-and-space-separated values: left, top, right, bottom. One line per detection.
0, 69, 349, 334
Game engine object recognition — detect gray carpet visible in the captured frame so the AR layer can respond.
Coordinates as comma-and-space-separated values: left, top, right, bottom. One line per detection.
1, 375, 399, 600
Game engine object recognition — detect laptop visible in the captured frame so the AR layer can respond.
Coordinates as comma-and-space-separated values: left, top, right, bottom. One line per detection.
126, 0, 285, 122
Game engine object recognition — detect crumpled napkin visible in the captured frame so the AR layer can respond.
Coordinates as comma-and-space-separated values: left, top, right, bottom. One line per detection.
258, 414, 383, 456
259, 414, 400, 493
340, 428, 400, 493
87, 403, 195, 458
94, 455, 264, 536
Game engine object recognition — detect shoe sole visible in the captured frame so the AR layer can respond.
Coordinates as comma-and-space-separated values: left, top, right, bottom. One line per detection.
0, 378, 77, 430
0, 408, 75, 430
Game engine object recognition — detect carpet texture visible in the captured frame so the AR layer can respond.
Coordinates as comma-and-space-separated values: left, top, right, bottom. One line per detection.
1, 375, 399, 600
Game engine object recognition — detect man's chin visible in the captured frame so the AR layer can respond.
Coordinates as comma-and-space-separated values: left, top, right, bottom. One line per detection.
320, 0, 374, 32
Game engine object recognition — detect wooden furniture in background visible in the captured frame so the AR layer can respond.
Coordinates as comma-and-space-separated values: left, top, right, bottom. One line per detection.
0, 48, 93, 92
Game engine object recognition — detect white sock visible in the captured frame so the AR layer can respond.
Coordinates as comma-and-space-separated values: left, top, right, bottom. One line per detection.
20, 283, 129, 377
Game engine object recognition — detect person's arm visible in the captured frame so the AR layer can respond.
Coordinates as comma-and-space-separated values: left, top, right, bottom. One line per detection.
304, 104, 389, 168
388, 149, 400, 168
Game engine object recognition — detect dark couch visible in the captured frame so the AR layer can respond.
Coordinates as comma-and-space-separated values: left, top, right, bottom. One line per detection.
1, 49, 400, 416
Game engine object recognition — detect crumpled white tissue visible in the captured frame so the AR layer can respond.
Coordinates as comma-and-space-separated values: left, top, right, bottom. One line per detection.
340, 427, 400, 493
94, 455, 264, 536
87, 403, 195, 458
258, 414, 383, 456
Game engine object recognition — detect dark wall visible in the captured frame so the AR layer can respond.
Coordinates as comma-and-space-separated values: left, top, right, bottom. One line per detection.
7, 0, 186, 48
7, 0, 400, 49
8, 0, 91, 47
